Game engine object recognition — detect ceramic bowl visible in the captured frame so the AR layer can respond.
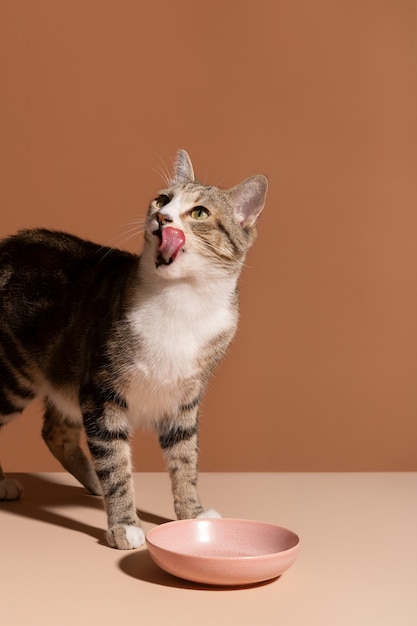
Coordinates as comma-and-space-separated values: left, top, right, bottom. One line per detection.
146, 518, 300, 586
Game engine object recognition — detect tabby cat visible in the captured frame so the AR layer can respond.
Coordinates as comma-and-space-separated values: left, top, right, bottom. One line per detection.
0, 150, 267, 549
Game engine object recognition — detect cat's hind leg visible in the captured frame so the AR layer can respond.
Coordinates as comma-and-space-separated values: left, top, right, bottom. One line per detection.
42, 403, 102, 495
0, 468, 24, 500
0, 461, 24, 500
0, 414, 24, 501
0, 336, 37, 499
0, 372, 34, 500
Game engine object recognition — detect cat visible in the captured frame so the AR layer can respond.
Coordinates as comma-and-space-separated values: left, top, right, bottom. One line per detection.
0, 150, 267, 549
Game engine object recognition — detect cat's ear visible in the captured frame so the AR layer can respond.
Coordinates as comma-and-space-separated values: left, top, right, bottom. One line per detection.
229, 175, 268, 228
173, 149, 195, 184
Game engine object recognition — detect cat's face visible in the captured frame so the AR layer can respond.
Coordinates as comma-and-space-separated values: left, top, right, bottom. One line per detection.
142, 151, 268, 282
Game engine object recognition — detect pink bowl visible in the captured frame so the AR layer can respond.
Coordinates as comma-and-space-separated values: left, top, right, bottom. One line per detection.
146, 518, 300, 586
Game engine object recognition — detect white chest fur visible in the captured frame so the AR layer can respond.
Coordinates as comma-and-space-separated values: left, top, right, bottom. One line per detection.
124, 278, 236, 425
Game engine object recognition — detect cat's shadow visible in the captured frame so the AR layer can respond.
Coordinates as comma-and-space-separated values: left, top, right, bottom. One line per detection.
0, 472, 172, 546
2, 473, 277, 591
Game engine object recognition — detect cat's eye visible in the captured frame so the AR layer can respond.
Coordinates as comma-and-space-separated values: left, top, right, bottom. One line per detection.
154, 194, 170, 208
190, 207, 210, 220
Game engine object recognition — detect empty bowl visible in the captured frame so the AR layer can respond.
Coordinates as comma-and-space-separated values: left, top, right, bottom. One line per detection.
146, 518, 300, 586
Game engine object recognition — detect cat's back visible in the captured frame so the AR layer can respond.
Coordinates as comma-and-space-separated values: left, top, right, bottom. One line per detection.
1, 227, 138, 279
0, 228, 133, 269
0, 228, 139, 329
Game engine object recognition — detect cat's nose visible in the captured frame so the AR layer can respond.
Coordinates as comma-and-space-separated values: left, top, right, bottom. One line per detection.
156, 212, 173, 226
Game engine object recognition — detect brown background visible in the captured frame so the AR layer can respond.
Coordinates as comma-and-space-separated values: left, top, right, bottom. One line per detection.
1, 1, 416, 472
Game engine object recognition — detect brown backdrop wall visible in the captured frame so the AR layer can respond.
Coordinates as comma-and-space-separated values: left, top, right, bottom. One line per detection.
1, 0, 416, 472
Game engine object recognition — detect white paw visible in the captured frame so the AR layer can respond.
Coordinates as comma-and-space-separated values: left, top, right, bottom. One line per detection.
197, 508, 222, 519
0, 478, 24, 501
106, 524, 145, 550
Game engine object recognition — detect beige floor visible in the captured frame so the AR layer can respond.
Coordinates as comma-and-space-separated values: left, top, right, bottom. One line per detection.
1, 472, 416, 626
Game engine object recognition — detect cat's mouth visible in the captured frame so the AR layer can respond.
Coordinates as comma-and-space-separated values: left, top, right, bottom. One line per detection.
152, 226, 186, 267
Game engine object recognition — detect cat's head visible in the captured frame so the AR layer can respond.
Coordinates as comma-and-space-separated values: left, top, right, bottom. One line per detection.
143, 150, 268, 281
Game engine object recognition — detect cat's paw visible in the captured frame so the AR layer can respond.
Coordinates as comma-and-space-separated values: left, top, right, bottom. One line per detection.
0, 478, 24, 501
196, 508, 222, 519
106, 524, 145, 550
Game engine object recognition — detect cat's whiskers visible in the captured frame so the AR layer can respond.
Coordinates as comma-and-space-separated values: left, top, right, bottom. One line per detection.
190, 235, 239, 265
96, 218, 148, 261
149, 166, 171, 187
97, 216, 145, 244
150, 154, 174, 187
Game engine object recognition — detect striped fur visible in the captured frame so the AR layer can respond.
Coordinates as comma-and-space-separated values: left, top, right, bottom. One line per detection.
0, 150, 267, 548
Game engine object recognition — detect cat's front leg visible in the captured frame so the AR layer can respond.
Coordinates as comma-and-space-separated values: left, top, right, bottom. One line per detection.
82, 401, 144, 550
158, 412, 220, 520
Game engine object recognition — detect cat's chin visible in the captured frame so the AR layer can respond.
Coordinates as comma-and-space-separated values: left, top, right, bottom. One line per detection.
153, 255, 189, 279
155, 257, 173, 269
154, 260, 182, 277
155, 247, 184, 268
155, 255, 175, 269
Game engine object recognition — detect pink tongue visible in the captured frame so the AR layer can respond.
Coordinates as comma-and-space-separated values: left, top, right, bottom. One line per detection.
158, 227, 186, 263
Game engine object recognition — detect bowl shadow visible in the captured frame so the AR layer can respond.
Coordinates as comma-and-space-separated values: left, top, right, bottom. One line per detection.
118, 549, 280, 591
